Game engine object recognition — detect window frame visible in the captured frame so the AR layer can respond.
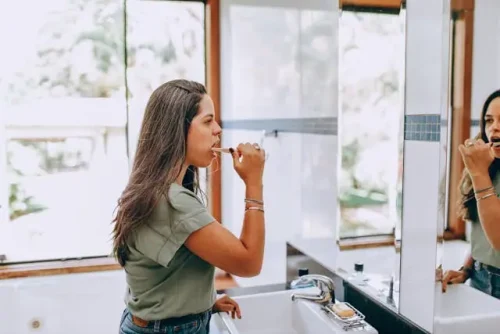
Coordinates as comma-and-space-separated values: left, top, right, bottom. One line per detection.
337, 2, 405, 244
444, 0, 474, 241
339, 0, 406, 12
0, 0, 214, 279
1, 0, 437, 276
339, 0, 476, 246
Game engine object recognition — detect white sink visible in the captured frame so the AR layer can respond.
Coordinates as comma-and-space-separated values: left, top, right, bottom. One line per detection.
211, 288, 378, 334
434, 283, 500, 334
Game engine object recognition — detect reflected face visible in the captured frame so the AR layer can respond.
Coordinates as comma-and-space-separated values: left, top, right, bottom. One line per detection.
185, 94, 222, 168
484, 97, 500, 158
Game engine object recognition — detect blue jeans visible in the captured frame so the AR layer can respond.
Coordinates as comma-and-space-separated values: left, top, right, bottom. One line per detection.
470, 261, 500, 299
119, 308, 212, 334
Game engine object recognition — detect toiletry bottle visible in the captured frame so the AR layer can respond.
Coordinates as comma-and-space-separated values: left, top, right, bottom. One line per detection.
347, 262, 368, 286
290, 268, 315, 289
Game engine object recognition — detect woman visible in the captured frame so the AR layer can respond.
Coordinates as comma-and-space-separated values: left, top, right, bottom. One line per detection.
112, 79, 266, 333
442, 89, 500, 299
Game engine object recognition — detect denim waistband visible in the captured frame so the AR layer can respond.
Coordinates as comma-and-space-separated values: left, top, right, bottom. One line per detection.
474, 260, 500, 275
131, 308, 212, 328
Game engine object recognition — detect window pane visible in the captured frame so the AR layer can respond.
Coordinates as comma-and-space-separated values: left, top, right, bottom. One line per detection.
338, 11, 406, 238
125, 0, 206, 191
222, 5, 301, 120
0, 0, 206, 263
0, 0, 127, 263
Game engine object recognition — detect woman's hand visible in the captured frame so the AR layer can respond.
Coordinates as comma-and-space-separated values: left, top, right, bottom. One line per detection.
213, 295, 242, 319
441, 269, 468, 292
458, 138, 494, 177
230, 142, 266, 186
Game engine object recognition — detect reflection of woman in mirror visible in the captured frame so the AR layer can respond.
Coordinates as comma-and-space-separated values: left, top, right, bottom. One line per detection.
442, 90, 500, 299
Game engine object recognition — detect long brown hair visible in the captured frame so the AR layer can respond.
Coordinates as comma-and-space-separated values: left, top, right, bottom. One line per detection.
112, 79, 207, 266
458, 89, 500, 222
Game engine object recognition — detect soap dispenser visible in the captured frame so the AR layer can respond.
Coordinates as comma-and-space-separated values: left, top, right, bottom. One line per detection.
347, 262, 368, 286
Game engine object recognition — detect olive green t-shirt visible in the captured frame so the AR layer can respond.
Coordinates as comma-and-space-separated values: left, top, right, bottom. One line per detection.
471, 174, 500, 268
123, 183, 216, 320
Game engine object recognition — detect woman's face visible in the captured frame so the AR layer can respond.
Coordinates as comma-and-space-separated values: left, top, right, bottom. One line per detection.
485, 97, 500, 158
185, 94, 222, 168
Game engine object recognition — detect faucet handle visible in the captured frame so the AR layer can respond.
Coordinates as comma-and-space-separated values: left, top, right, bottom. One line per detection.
293, 274, 336, 305
298, 274, 335, 294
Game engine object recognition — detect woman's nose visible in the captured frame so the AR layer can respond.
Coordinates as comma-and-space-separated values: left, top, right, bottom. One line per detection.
214, 122, 222, 135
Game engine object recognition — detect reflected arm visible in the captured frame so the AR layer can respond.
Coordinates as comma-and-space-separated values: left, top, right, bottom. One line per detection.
471, 173, 500, 250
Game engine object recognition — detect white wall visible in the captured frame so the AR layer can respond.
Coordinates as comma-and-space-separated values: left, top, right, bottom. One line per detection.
399, 0, 451, 332
0, 271, 127, 334
219, 0, 339, 287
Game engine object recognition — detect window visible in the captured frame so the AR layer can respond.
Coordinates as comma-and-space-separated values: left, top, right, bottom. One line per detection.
0, 0, 206, 264
338, 8, 406, 238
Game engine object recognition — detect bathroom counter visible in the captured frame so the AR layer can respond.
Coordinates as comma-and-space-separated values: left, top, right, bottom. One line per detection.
286, 238, 427, 334
287, 237, 399, 278
208, 237, 426, 333
286, 237, 397, 305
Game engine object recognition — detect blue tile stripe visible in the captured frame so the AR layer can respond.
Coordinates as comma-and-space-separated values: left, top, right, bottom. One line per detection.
404, 114, 441, 142
441, 119, 480, 127
222, 114, 445, 141
221, 117, 337, 135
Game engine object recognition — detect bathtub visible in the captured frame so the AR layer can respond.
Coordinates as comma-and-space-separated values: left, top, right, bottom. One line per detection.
0, 270, 127, 334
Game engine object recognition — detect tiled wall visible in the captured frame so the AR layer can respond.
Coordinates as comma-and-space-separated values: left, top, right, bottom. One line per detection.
222, 118, 337, 135
404, 114, 441, 142
398, 0, 451, 332
219, 0, 339, 287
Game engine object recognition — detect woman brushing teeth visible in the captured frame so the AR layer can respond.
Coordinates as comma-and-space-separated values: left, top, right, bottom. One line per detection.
442, 90, 500, 299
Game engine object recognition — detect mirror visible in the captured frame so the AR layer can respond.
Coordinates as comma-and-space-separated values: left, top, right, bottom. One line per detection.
335, 0, 406, 312
435, 0, 500, 333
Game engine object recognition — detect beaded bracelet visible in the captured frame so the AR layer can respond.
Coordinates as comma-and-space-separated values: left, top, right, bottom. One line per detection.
245, 206, 265, 213
245, 198, 264, 205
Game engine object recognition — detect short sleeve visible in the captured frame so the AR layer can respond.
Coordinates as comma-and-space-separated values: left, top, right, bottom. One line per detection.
155, 186, 215, 267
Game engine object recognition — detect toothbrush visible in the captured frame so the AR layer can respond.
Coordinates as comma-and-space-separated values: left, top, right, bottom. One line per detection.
211, 147, 232, 154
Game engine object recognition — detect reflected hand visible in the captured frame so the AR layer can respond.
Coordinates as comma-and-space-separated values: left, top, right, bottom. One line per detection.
441, 269, 468, 292
458, 138, 494, 176
213, 295, 242, 319
435, 265, 443, 282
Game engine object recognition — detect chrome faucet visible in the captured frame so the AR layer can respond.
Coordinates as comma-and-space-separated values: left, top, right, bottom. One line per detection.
291, 274, 336, 306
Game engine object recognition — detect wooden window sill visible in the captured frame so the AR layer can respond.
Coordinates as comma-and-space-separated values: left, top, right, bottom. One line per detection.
341, 0, 403, 9
0, 257, 237, 285
338, 235, 397, 251
0, 257, 121, 280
